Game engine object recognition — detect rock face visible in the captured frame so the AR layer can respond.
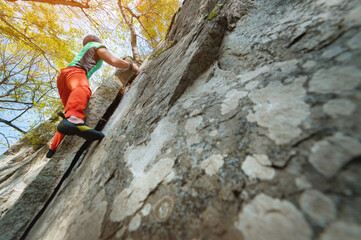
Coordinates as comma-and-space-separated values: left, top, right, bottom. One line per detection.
0, 76, 123, 240
1, 0, 361, 239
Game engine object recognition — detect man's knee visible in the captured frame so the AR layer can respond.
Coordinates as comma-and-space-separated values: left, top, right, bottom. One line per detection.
75, 85, 92, 97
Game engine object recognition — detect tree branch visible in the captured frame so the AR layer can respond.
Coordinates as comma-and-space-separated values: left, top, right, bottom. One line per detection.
0, 15, 58, 72
5, 0, 91, 8
0, 117, 27, 134
0, 106, 30, 111
136, 33, 154, 47
10, 105, 32, 122
118, 0, 140, 61
124, 6, 140, 19
80, 8, 104, 37
0, 132, 11, 148
0, 100, 33, 105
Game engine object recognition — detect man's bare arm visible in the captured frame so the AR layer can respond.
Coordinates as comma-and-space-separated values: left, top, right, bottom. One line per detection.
97, 47, 139, 72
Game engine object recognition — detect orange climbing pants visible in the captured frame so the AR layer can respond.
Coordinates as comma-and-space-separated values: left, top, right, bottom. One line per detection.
50, 67, 92, 150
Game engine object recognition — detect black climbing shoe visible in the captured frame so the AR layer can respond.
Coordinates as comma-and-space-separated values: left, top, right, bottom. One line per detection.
57, 111, 66, 119
46, 149, 56, 158
57, 119, 105, 141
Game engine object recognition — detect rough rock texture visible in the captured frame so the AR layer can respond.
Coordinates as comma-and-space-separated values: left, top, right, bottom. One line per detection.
1, 0, 361, 239
234, 194, 312, 240
0, 76, 122, 240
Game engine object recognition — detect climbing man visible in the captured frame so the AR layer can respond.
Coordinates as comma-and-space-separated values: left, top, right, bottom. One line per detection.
46, 34, 139, 158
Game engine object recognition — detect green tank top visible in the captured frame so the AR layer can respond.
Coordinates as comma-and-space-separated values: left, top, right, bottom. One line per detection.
67, 42, 106, 79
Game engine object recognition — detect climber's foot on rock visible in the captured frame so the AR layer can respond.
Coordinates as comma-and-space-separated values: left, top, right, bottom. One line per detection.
46, 149, 56, 158
57, 119, 105, 141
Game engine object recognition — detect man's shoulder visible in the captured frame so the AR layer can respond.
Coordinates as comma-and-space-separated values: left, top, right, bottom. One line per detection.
84, 42, 107, 50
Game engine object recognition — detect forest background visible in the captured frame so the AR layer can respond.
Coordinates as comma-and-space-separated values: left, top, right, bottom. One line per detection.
0, 0, 182, 154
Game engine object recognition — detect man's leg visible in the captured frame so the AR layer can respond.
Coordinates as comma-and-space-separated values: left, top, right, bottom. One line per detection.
46, 132, 65, 158
64, 67, 91, 122
51, 132, 65, 150
47, 67, 104, 158
57, 67, 104, 141
47, 69, 70, 158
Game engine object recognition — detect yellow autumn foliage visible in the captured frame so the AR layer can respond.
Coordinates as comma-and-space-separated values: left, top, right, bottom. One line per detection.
136, 0, 180, 47
0, 0, 180, 150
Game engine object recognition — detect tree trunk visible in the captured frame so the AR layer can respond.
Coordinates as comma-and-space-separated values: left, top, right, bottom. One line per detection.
118, 0, 141, 62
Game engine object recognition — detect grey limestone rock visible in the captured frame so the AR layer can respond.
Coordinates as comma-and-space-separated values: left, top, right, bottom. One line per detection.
1, 0, 361, 239
0, 77, 123, 240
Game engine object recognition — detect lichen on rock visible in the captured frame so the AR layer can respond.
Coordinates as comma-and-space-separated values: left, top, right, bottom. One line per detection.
299, 189, 336, 226
319, 221, 361, 240
2, 0, 361, 239
234, 194, 312, 240
200, 154, 224, 176
309, 66, 361, 94
309, 133, 361, 178
323, 99, 356, 118
247, 80, 310, 144
110, 158, 175, 222
241, 154, 275, 180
